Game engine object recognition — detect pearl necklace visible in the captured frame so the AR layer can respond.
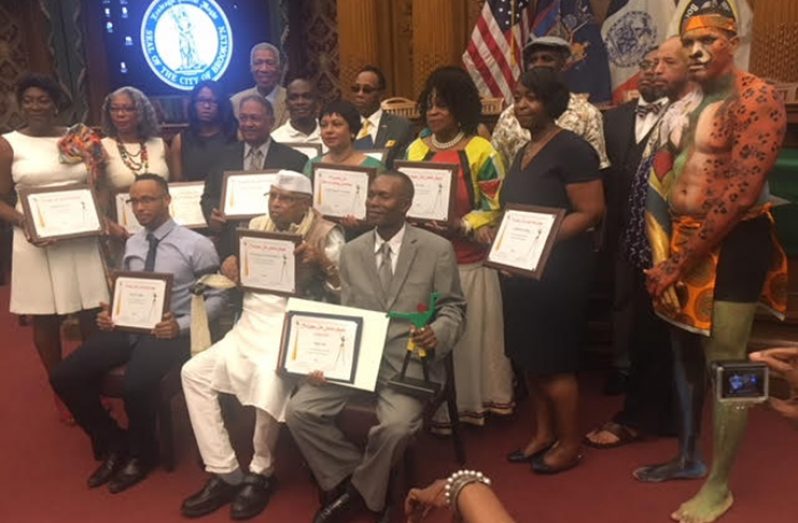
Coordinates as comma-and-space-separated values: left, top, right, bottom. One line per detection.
431, 131, 465, 150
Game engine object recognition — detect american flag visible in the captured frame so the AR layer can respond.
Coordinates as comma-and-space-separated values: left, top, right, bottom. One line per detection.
462, 0, 534, 102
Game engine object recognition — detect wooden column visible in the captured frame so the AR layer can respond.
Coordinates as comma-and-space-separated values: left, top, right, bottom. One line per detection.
749, 0, 798, 81
336, 0, 380, 96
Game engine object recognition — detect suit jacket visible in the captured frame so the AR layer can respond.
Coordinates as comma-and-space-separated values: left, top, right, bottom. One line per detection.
603, 100, 651, 252
201, 140, 308, 259
354, 112, 415, 168
338, 225, 466, 385
230, 85, 289, 128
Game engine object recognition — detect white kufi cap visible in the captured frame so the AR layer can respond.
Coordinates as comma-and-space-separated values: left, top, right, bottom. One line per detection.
271, 170, 312, 196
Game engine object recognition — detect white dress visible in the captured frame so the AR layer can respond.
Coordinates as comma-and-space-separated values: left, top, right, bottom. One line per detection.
5, 131, 109, 315
208, 293, 296, 421
101, 136, 169, 190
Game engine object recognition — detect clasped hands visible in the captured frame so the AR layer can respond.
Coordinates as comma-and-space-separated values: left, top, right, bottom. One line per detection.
644, 257, 684, 313
96, 302, 180, 339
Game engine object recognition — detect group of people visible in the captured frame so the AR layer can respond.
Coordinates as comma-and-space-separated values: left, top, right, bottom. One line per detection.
2, 7, 797, 523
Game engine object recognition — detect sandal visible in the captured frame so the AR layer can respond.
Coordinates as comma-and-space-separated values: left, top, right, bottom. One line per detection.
584, 421, 642, 449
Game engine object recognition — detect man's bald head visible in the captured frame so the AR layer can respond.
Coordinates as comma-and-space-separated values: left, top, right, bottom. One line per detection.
654, 36, 691, 101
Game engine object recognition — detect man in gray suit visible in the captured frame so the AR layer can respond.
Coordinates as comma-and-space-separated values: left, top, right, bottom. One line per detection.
351, 66, 415, 168
285, 171, 466, 523
230, 42, 288, 127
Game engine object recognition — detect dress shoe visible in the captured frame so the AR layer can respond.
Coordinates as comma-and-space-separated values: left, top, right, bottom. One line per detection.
181, 476, 241, 518
87, 452, 125, 488
107, 457, 153, 494
313, 487, 365, 523
506, 441, 556, 464
531, 451, 584, 475
230, 473, 276, 520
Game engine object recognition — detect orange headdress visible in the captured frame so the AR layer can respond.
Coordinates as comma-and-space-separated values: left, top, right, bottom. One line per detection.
682, 13, 738, 36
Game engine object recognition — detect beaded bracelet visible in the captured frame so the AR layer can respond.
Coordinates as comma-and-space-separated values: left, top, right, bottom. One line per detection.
444, 469, 492, 517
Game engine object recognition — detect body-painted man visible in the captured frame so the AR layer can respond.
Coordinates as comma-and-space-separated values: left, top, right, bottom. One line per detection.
635, 8, 788, 523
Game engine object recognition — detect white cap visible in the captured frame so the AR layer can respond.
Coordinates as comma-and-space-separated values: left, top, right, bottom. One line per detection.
270, 170, 312, 196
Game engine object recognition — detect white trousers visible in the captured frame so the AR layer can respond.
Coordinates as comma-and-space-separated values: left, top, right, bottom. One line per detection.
182, 346, 280, 476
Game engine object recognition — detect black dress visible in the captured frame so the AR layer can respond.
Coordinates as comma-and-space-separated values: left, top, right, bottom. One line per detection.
179, 130, 236, 181
501, 130, 600, 375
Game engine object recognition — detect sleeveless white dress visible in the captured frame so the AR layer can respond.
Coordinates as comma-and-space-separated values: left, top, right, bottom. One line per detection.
5, 131, 109, 315
101, 137, 169, 190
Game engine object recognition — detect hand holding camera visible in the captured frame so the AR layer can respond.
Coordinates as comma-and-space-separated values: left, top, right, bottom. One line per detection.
750, 347, 798, 423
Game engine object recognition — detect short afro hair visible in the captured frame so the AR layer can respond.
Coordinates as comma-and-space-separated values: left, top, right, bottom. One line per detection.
357, 65, 386, 91
16, 73, 67, 110
319, 98, 362, 137
418, 66, 481, 136
518, 67, 570, 121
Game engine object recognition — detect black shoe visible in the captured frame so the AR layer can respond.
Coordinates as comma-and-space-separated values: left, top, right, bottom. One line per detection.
107, 457, 153, 494
506, 441, 556, 464
230, 473, 276, 520
603, 370, 629, 396
181, 476, 241, 518
87, 452, 125, 488
313, 487, 365, 523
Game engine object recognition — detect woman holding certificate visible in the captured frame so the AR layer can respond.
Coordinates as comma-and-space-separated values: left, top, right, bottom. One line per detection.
501, 68, 604, 474
304, 99, 385, 238
403, 66, 511, 430
0, 74, 109, 421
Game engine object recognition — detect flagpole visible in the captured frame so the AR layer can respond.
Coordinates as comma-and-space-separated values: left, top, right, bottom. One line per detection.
511, 0, 517, 68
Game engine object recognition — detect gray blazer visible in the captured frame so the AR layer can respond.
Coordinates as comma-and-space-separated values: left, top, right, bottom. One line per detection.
338, 224, 466, 384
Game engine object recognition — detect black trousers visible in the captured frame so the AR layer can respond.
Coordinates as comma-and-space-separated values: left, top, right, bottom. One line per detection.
50, 331, 189, 460
612, 256, 676, 435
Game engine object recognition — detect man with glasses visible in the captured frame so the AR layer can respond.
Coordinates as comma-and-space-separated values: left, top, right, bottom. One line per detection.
351, 65, 414, 168
50, 175, 228, 494
231, 42, 289, 127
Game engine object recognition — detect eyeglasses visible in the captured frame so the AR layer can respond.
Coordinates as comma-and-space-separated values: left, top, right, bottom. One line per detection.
350, 84, 378, 94
126, 196, 164, 205
195, 98, 219, 107
110, 105, 136, 114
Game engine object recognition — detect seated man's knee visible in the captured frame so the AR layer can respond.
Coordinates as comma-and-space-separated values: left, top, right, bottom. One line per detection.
376, 417, 419, 443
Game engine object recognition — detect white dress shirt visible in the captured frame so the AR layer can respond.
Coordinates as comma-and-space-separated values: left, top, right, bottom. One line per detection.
271, 121, 326, 153
360, 108, 383, 144
635, 97, 668, 144
243, 139, 272, 170
373, 222, 406, 274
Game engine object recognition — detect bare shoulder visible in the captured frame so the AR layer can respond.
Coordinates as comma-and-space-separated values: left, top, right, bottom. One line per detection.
0, 135, 13, 158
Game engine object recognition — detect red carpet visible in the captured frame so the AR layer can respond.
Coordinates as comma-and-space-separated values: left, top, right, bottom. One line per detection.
1, 284, 797, 523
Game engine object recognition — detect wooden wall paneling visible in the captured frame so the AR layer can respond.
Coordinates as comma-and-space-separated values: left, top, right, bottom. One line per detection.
411, 0, 462, 98
336, 0, 380, 101
749, 0, 798, 82
386, 0, 414, 98
302, 0, 340, 103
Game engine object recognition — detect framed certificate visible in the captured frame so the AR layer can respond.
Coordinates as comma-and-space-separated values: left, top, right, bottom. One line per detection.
484, 204, 565, 279
238, 229, 302, 295
394, 161, 457, 225
311, 163, 376, 221
168, 181, 206, 228
283, 142, 323, 160
115, 192, 143, 234
361, 148, 388, 163
278, 311, 364, 384
19, 183, 104, 242
220, 170, 279, 220
110, 271, 173, 333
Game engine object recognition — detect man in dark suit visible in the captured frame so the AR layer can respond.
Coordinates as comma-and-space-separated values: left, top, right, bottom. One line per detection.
351, 65, 414, 168
201, 95, 308, 259
286, 171, 466, 523
585, 46, 675, 448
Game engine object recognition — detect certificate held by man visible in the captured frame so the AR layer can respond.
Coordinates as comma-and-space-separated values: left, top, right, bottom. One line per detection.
20, 183, 103, 242
238, 229, 301, 295
394, 160, 457, 224
312, 163, 375, 220
110, 272, 173, 333
485, 204, 565, 279
221, 170, 279, 220
280, 311, 363, 384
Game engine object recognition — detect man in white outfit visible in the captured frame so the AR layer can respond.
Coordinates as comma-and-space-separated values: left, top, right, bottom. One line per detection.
180, 171, 343, 520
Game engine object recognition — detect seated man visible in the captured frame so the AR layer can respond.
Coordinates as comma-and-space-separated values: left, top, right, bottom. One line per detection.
286, 171, 467, 522
180, 171, 344, 520
50, 174, 227, 493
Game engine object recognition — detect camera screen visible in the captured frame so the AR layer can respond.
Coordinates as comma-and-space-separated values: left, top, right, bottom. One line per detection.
720, 366, 767, 399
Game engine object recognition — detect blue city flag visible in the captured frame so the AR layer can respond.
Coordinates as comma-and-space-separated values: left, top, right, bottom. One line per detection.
531, 0, 613, 104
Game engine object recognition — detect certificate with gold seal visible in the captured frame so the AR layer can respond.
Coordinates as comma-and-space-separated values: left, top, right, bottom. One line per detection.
484, 204, 565, 279
20, 184, 104, 242
237, 229, 301, 295
311, 163, 376, 221
278, 311, 364, 384
110, 272, 173, 333
221, 170, 279, 220
394, 161, 457, 225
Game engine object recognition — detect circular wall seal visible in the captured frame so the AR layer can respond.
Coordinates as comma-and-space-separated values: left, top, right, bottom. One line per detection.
604, 11, 657, 68
141, 0, 233, 91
